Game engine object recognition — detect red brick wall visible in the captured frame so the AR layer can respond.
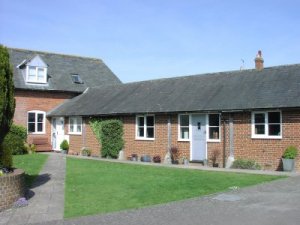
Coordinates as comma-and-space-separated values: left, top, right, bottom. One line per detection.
80, 111, 300, 171
14, 89, 76, 145
227, 111, 300, 171
67, 118, 101, 156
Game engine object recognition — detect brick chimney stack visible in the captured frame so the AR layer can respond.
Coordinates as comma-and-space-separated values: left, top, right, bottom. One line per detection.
255, 50, 264, 71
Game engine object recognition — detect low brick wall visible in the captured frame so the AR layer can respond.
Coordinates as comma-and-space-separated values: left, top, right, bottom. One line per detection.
0, 169, 25, 211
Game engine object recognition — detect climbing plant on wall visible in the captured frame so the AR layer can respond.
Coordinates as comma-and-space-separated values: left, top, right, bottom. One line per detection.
90, 118, 124, 158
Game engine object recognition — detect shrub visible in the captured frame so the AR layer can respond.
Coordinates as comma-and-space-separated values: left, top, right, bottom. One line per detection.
231, 159, 261, 170
100, 120, 124, 158
60, 140, 69, 151
81, 147, 91, 156
24, 143, 36, 154
0, 144, 12, 169
0, 45, 15, 169
153, 155, 161, 163
282, 146, 298, 159
2, 124, 27, 155
170, 146, 179, 163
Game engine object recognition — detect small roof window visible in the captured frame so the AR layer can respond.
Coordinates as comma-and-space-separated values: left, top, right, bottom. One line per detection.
71, 74, 83, 84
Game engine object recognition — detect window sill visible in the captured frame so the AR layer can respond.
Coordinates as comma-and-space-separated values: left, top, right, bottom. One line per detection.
28, 132, 46, 135
178, 139, 190, 142
135, 137, 155, 141
207, 139, 221, 143
251, 135, 282, 140
69, 132, 82, 135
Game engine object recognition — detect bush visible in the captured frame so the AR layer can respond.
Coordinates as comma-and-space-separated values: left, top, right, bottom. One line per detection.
60, 140, 69, 151
24, 143, 36, 154
153, 155, 161, 163
283, 146, 298, 159
100, 120, 124, 158
3, 124, 27, 155
0, 144, 12, 168
81, 147, 91, 156
231, 159, 261, 170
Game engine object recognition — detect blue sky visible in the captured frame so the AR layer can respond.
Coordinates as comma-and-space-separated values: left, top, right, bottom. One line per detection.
1, 0, 299, 83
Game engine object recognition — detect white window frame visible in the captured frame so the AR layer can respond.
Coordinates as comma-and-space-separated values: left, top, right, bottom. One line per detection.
178, 114, 191, 141
207, 114, 221, 142
26, 65, 47, 83
135, 115, 155, 140
27, 110, 46, 134
69, 116, 82, 135
251, 111, 282, 139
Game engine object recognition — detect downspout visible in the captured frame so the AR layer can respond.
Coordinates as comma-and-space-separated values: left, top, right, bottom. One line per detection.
226, 115, 235, 168
164, 116, 172, 164
222, 116, 226, 168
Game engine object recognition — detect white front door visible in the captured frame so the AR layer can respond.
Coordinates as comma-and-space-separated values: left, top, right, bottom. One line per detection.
191, 114, 207, 161
52, 117, 65, 151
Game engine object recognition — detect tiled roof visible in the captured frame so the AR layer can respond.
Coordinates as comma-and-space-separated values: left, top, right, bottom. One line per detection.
8, 48, 121, 93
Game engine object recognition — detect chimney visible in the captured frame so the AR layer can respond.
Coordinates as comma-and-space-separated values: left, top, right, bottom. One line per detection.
254, 50, 264, 71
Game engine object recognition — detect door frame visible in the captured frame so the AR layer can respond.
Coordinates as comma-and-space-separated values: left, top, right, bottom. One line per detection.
51, 117, 65, 151
190, 114, 207, 161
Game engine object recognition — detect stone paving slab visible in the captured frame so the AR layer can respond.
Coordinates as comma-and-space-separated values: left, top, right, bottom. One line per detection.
0, 153, 66, 225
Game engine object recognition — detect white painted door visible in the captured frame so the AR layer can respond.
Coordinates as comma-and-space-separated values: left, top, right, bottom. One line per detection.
191, 114, 207, 161
52, 117, 65, 151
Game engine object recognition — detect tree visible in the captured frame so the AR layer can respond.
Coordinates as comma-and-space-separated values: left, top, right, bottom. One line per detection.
0, 45, 15, 168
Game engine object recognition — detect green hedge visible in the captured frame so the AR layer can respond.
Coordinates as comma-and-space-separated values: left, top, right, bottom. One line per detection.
3, 124, 27, 155
90, 119, 124, 158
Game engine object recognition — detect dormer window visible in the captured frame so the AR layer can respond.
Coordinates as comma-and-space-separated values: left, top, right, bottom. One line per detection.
21, 55, 48, 84
27, 66, 47, 83
71, 74, 83, 84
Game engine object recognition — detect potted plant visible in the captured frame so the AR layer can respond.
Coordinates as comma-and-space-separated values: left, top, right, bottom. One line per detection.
60, 139, 69, 154
170, 146, 179, 164
131, 153, 138, 161
81, 147, 91, 156
282, 146, 298, 171
210, 149, 220, 167
153, 155, 161, 163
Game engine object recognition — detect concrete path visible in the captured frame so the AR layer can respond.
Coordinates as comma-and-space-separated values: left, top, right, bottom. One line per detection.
33, 174, 300, 225
0, 153, 66, 225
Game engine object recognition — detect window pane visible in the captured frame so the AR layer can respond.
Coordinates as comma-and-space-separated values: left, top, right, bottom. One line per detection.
181, 127, 189, 139
37, 113, 44, 122
268, 112, 280, 123
146, 127, 154, 138
269, 125, 280, 136
37, 68, 45, 81
28, 123, 35, 132
180, 115, 189, 126
37, 123, 43, 132
28, 67, 36, 81
209, 114, 219, 126
77, 124, 82, 133
255, 125, 265, 134
209, 127, 219, 139
70, 125, 74, 132
138, 117, 144, 126
138, 127, 144, 137
70, 118, 74, 125
28, 113, 35, 122
255, 113, 265, 123
146, 116, 154, 126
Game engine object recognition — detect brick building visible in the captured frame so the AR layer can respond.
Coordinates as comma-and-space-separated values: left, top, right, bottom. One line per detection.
8, 48, 121, 151
9, 48, 300, 171
48, 51, 300, 171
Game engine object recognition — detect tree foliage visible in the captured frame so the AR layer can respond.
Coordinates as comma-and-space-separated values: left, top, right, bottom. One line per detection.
0, 45, 15, 168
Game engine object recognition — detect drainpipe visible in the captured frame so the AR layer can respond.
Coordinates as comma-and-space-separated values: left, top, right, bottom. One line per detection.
164, 116, 172, 164
222, 116, 226, 168
226, 115, 235, 168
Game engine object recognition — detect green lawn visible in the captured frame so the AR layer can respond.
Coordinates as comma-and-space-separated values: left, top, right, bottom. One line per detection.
13, 154, 48, 187
65, 158, 285, 218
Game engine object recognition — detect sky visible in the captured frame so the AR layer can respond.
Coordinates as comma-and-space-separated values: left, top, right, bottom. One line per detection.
1, 0, 300, 83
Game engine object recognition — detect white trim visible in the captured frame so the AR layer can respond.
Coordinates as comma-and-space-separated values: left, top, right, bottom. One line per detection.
178, 114, 191, 141
135, 115, 155, 140
207, 113, 221, 142
27, 110, 46, 134
251, 111, 282, 139
26, 65, 47, 84
68, 116, 82, 135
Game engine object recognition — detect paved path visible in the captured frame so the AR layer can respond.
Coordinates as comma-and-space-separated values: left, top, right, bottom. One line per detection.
34, 174, 300, 225
0, 153, 66, 225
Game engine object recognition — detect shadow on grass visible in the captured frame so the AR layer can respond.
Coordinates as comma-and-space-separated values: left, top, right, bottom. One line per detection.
25, 173, 51, 200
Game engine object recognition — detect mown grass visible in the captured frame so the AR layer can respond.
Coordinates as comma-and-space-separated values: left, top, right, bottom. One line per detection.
13, 153, 48, 187
65, 158, 285, 218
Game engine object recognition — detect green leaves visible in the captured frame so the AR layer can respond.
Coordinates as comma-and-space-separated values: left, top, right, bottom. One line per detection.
283, 146, 298, 159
